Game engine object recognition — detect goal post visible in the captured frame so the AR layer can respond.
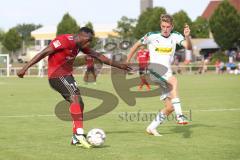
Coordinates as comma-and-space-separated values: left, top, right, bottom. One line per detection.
0, 54, 10, 77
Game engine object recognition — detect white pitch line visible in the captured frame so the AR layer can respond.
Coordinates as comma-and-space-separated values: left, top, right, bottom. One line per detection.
0, 108, 240, 118
0, 114, 56, 118
194, 108, 240, 112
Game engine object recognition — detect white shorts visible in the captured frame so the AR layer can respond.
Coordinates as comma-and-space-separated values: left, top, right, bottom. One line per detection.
148, 64, 172, 101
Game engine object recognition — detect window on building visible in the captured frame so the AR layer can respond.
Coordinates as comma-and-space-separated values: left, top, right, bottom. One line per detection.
44, 40, 51, 46
35, 40, 41, 46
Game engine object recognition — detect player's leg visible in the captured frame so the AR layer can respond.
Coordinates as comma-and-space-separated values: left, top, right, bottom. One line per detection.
84, 70, 89, 84
143, 68, 151, 90
167, 76, 188, 125
140, 75, 150, 91
69, 96, 91, 148
91, 68, 97, 84
64, 76, 91, 148
146, 67, 171, 135
146, 97, 174, 136
138, 69, 145, 90
49, 75, 91, 148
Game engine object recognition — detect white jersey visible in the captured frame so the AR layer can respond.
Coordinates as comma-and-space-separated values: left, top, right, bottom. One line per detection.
140, 31, 184, 69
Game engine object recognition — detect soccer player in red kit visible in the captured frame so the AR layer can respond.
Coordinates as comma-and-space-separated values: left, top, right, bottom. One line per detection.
17, 27, 131, 148
84, 55, 97, 84
136, 46, 151, 91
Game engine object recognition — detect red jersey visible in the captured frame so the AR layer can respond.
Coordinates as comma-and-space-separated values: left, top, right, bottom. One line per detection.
48, 34, 79, 78
137, 49, 150, 68
85, 55, 94, 68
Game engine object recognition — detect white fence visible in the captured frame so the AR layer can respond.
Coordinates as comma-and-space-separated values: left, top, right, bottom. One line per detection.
0, 65, 219, 77
0, 54, 10, 77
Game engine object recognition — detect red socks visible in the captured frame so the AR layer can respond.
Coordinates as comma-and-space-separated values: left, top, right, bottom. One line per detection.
139, 77, 151, 90
69, 102, 83, 134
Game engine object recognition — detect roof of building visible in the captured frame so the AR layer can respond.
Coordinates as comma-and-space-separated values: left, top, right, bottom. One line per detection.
202, 0, 240, 19
194, 38, 219, 49
31, 26, 56, 34
31, 24, 118, 40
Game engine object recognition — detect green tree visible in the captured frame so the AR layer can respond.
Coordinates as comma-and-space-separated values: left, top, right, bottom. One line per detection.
2, 28, 21, 52
0, 28, 5, 42
172, 10, 192, 34
114, 16, 137, 39
84, 22, 99, 48
209, 0, 240, 50
84, 22, 93, 29
13, 23, 42, 46
134, 7, 166, 39
210, 51, 228, 63
57, 13, 80, 35
191, 16, 209, 38
0, 29, 5, 53
2, 28, 21, 62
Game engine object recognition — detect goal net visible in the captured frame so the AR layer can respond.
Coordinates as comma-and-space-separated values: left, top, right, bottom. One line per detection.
0, 54, 10, 76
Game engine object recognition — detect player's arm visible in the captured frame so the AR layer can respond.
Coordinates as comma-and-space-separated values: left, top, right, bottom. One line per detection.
126, 41, 142, 63
17, 46, 55, 78
181, 24, 192, 50
82, 48, 132, 71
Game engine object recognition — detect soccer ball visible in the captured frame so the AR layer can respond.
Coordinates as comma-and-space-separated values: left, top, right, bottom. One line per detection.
87, 128, 106, 147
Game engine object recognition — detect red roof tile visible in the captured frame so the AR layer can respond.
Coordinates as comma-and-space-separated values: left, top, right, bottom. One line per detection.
202, 0, 240, 19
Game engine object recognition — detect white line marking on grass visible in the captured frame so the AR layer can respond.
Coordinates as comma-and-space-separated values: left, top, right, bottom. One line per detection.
0, 108, 240, 118
0, 114, 56, 118
194, 108, 240, 112
117, 108, 240, 114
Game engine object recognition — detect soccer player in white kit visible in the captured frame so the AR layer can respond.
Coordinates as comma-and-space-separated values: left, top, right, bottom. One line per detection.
127, 14, 192, 136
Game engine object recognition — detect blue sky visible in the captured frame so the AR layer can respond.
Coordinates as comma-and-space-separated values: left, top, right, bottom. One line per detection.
0, 0, 211, 31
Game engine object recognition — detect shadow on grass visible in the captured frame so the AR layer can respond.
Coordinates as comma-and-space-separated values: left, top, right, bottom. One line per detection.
169, 123, 215, 138
106, 130, 142, 134
73, 145, 111, 149
92, 145, 111, 149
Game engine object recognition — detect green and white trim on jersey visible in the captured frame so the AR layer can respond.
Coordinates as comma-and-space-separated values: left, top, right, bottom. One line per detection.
140, 31, 185, 81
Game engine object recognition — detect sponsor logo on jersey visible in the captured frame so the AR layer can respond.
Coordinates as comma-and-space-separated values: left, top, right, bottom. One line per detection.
155, 47, 172, 54
53, 40, 61, 48
68, 36, 73, 41
66, 56, 74, 60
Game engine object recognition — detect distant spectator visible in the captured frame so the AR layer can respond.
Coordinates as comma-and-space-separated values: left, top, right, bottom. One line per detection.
184, 49, 192, 65
38, 59, 45, 77
173, 54, 182, 74
83, 55, 97, 84
203, 58, 209, 73
215, 59, 221, 74
234, 63, 240, 75
228, 50, 236, 63
198, 54, 210, 74
219, 61, 225, 74
226, 62, 236, 74
236, 52, 240, 61
226, 62, 231, 73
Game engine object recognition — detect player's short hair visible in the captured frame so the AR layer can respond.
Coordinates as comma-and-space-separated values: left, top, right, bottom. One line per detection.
139, 45, 146, 49
79, 27, 95, 36
160, 14, 173, 25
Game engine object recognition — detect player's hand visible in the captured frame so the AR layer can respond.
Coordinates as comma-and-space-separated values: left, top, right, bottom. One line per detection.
184, 23, 191, 37
119, 63, 132, 71
17, 69, 26, 78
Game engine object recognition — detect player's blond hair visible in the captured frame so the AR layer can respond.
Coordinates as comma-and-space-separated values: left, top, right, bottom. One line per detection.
160, 14, 173, 25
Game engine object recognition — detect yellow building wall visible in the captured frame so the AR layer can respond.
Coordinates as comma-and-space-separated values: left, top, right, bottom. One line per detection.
95, 31, 118, 38
31, 33, 56, 40
32, 32, 118, 40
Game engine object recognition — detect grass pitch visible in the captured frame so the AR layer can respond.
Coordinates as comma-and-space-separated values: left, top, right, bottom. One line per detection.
0, 74, 240, 160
